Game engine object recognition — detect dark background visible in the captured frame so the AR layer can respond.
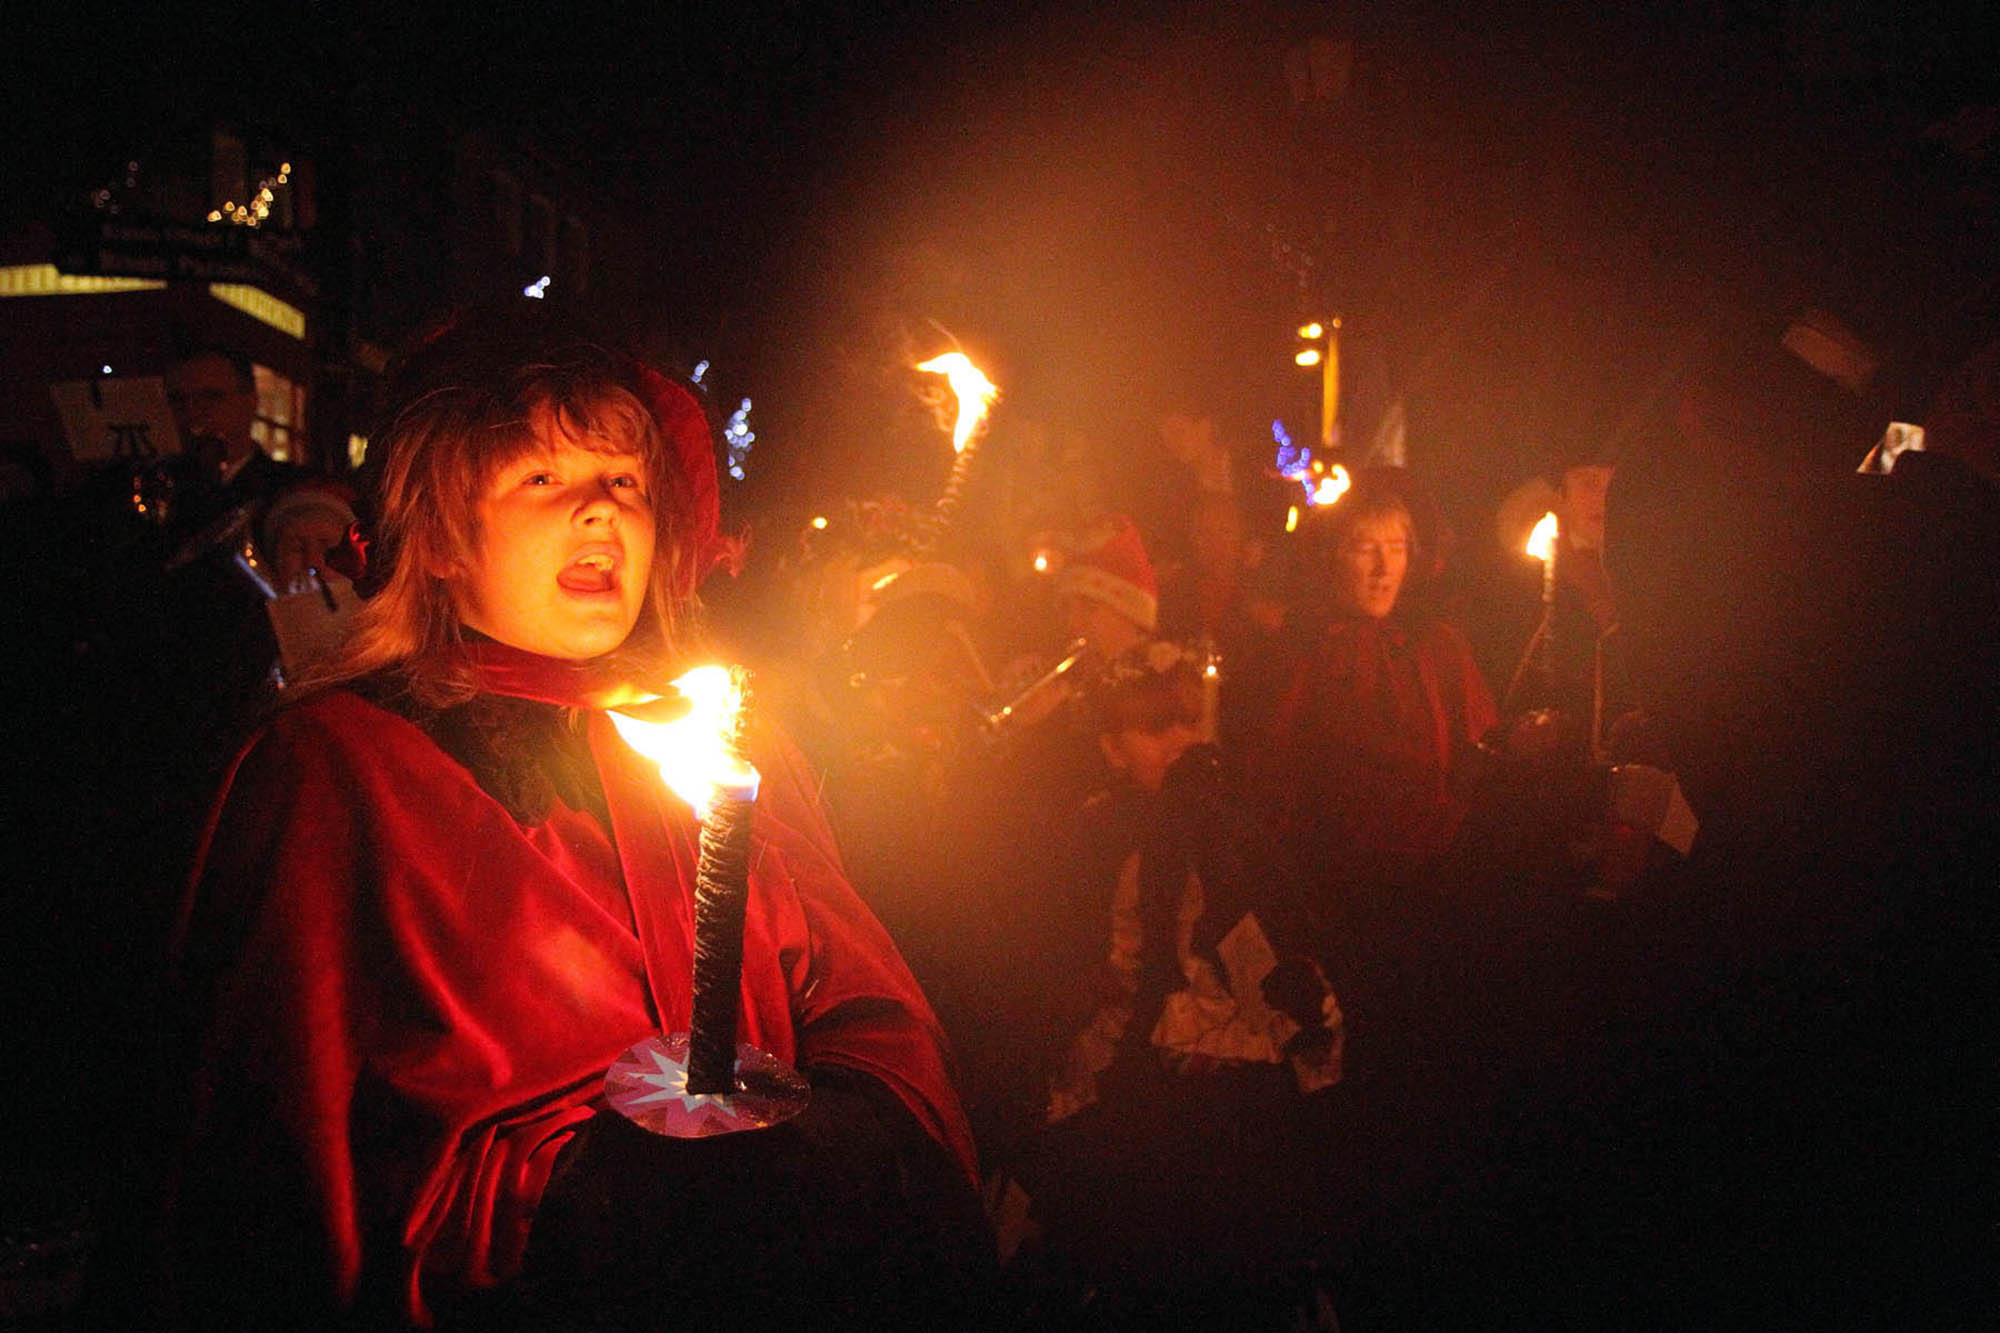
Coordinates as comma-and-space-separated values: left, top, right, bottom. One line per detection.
12, 0, 1993, 518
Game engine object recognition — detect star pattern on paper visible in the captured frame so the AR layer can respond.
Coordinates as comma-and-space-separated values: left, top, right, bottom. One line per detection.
604, 1032, 809, 1138
620, 1042, 715, 1111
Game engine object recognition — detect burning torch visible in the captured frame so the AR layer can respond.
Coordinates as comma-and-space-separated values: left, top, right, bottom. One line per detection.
915, 351, 999, 547
1502, 511, 1561, 715
602, 665, 809, 1137
1526, 510, 1559, 670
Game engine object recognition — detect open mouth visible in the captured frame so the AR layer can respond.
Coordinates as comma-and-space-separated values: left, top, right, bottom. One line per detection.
558, 551, 617, 594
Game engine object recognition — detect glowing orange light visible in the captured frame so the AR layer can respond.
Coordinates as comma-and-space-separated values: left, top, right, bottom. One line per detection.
1295, 348, 1323, 368
1311, 464, 1351, 506
1032, 552, 1050, 573
810, 515, 829, 530
1298, 322, 1324, 340
1525, 511, 1559, 562
1286, 505, 1301, 533
916, 352, 999, 453
609, 666, 757, 819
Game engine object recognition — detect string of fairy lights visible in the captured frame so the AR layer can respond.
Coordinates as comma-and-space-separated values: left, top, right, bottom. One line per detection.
208, 162, 294, 228
690, 359, 755, 483
688, 360, 756, 480
723, 399, 754, 481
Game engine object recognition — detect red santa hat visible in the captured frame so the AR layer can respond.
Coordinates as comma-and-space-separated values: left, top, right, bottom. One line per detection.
1057, 514, 1159, 632
631, 362, 742, 597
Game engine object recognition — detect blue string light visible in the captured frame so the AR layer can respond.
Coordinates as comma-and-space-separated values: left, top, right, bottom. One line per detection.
723, 397, 754, 481
1274, 418, 1344, 506
1274, 418, 1311, 480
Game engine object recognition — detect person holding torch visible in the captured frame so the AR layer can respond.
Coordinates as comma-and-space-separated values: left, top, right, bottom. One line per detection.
139, 308, 987, 1328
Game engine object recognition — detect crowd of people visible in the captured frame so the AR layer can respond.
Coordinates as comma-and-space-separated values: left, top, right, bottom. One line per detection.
0, 297, 1994, 1327
722, 427, 1647, 1323
695, 315, 1999, 1325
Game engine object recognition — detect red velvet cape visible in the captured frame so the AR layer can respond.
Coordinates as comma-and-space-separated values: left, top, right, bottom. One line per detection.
163, 652, 974, 1324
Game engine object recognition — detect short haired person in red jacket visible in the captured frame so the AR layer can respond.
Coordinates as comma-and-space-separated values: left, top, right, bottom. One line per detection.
1274, 483, 1498, 891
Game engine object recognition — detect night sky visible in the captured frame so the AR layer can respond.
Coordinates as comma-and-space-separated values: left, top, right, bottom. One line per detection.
13, 2, 1994, 509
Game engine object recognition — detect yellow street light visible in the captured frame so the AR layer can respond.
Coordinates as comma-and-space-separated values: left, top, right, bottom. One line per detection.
1293, 317, 1341, 451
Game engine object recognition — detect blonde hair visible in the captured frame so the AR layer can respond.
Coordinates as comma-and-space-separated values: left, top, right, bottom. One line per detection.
302, 330, 704, 708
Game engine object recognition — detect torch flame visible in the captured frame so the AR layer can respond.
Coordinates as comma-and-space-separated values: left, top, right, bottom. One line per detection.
916, 352, 1000, 453
1310, 464, 1352, 507
1526, 511, 1559, 562
609, 665, 758, 820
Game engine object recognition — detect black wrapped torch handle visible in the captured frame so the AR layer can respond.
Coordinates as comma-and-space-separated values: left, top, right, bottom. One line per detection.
686, 786, 756, 1094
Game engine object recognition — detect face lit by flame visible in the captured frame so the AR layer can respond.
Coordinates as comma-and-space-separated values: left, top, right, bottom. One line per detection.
1332, 512, 1411, 620
916, 352, 999, 453
608, 665, 758, 819
451, 412, 656, 662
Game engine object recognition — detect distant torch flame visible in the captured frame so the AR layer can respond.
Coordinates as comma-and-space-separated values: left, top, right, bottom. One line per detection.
609, 665, 758, 820
916, 352, 1000, 453
1525, 511, 1559, 562
1311, 464, 1352, 507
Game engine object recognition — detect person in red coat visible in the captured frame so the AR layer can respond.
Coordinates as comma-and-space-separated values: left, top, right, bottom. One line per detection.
145, 309, 986, 1328
1274, 484, 1498, 894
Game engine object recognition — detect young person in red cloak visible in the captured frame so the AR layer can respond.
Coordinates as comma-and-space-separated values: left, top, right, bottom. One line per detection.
141, 310, 989, 1328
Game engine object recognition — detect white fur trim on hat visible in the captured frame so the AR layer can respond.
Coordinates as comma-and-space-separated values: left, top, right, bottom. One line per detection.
1057, 563, 1158, 632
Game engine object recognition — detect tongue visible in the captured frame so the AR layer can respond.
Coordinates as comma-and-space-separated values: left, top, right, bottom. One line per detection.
558, 565, 613, 593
